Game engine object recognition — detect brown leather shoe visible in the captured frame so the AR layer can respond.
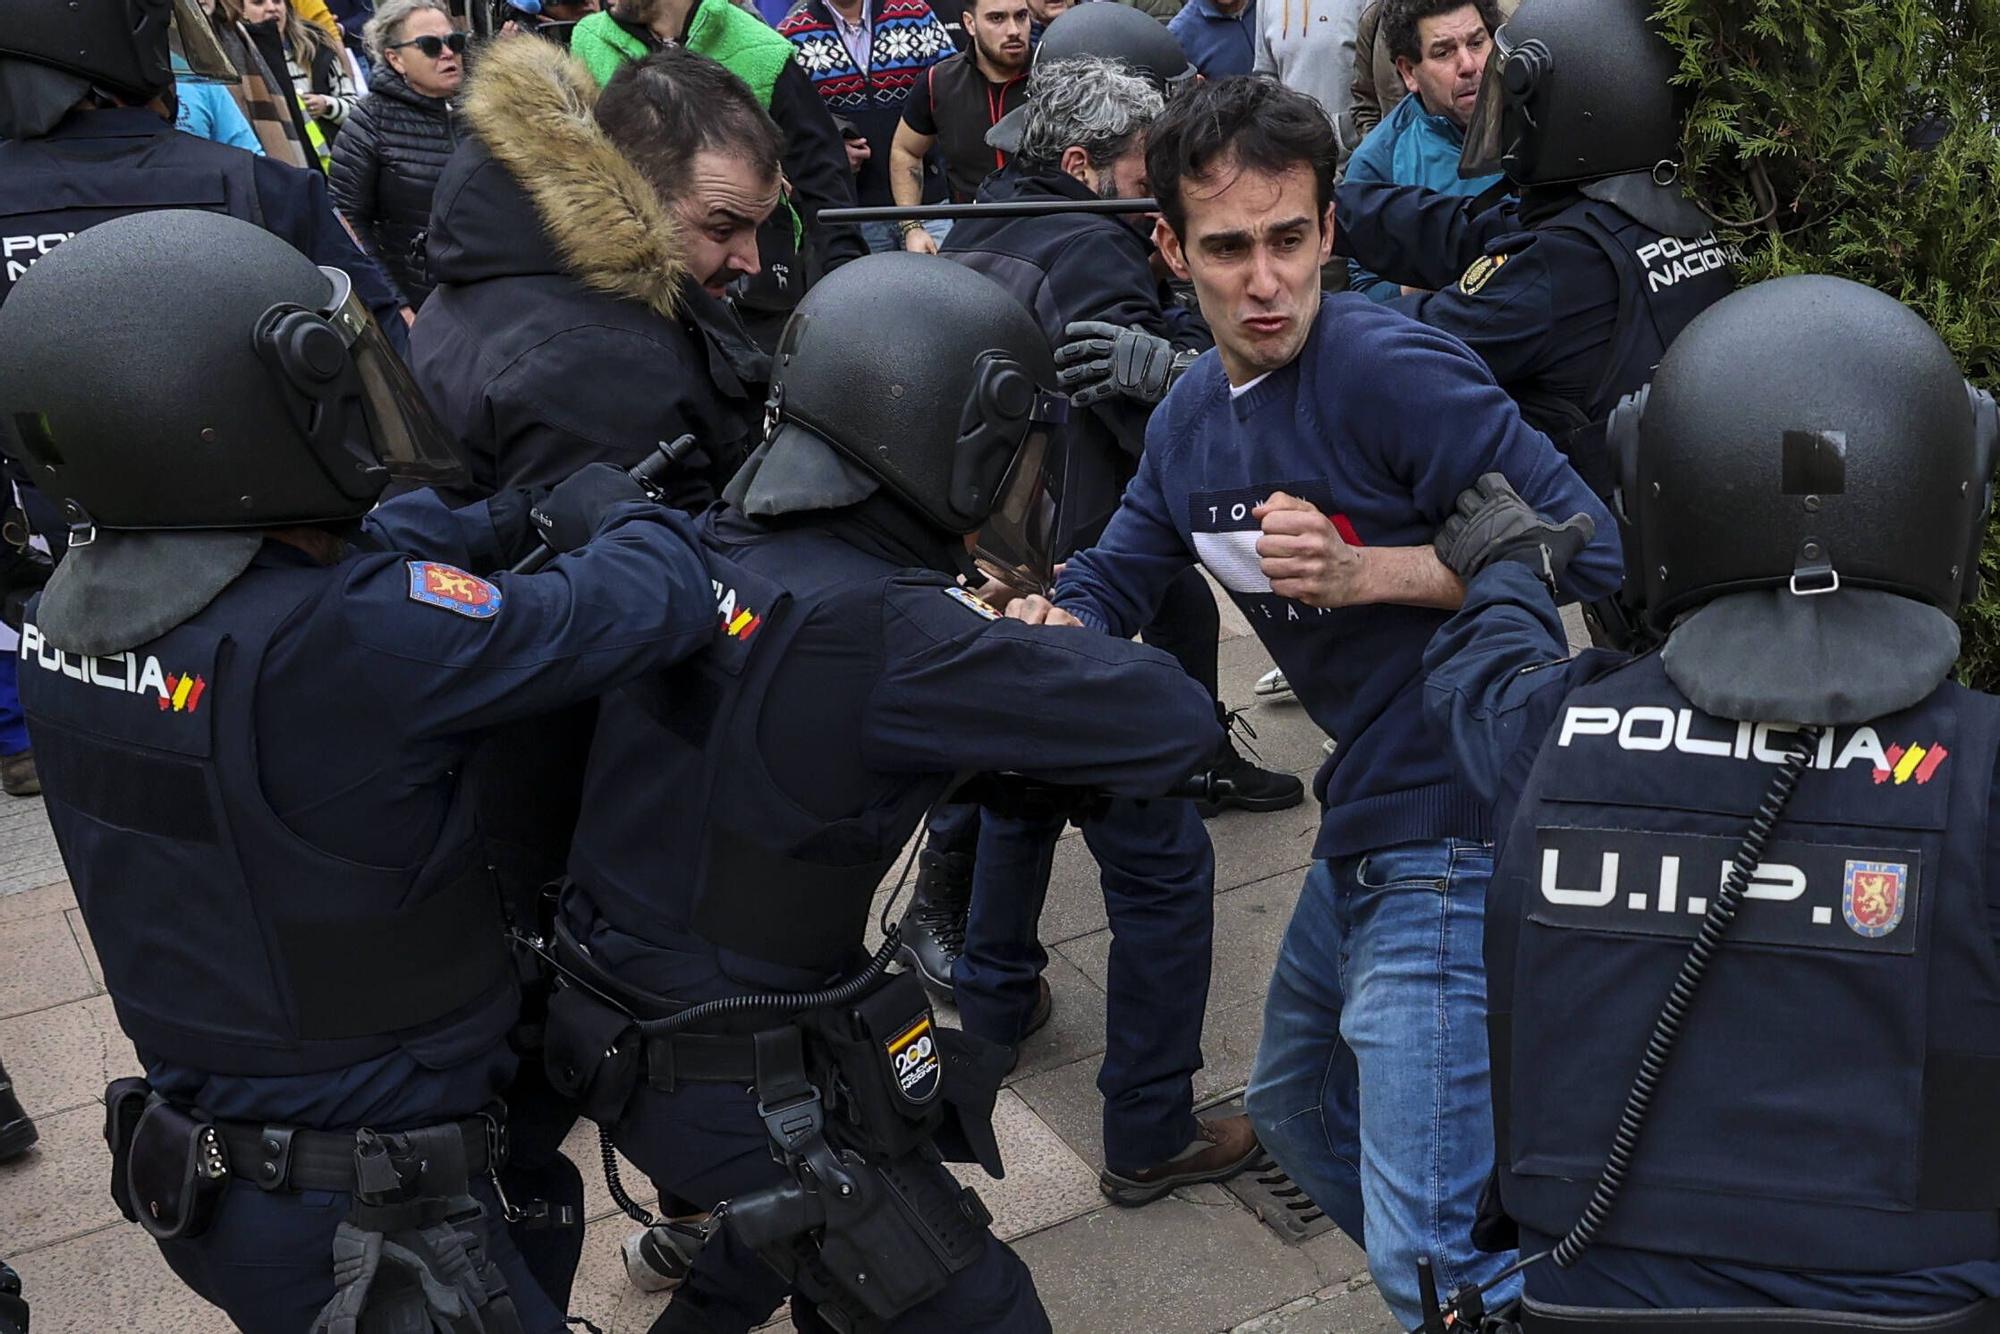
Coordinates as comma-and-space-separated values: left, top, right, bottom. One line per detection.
1099, 1112, 1260, 1207
0, 750, 36, 798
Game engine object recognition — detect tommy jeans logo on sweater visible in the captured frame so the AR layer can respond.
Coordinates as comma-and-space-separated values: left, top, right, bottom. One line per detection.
1189, 482, 1361, 617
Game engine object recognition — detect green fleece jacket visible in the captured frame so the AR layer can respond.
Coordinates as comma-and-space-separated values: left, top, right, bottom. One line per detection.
568, 5, 792, 107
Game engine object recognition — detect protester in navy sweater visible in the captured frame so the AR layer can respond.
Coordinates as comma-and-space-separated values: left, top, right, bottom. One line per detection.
1019, 77, 1620, 1328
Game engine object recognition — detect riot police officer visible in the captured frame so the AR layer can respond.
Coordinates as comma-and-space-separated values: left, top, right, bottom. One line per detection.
1332, 0, 1736, 504
1421, 275, 2000, 1324
0, 0, 403, 332
545, 252, 1224, 1332
0, 209, 724, 1333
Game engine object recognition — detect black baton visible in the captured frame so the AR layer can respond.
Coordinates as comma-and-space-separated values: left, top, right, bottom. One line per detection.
819, 198, 1160, 223
508, 433, 700, 575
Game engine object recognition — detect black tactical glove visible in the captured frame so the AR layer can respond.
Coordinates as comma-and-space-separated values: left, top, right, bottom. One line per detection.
1433, 472, 1595, 593
1054, 320, 1199, 408
529, 462, 653, 556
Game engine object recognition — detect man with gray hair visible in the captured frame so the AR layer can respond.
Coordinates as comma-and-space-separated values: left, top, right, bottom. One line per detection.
918, 55, 1276, 1208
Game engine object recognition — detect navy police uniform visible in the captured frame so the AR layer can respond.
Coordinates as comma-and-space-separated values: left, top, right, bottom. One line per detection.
1334, 180, 1739, 495
560, 504, 1222, 1332
19, 490, 718, 1332
0, 105, 408, 545
0, 107, 404, 330
1422, 562, 2000, 1314
939, 165, 1226, 1176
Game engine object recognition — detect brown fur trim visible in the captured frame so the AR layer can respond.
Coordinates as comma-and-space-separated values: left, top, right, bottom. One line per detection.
461, 36, 685, 318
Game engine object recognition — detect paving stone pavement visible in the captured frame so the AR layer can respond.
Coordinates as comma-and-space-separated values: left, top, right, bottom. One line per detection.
0, 594, 1421, 1334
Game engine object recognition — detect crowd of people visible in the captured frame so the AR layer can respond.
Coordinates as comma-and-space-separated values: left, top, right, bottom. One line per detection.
3, 1, 1999, 1334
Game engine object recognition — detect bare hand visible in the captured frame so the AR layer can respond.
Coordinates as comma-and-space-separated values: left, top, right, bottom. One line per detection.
967, 576, 1019, 612
902, 226, 940, 256
844, 138, 872, 172
1005, 594, 1084, 628
1254, 491, 1369, 608
304, 93, 333, 118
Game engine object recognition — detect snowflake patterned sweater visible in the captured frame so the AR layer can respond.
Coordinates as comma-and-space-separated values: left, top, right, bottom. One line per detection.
779, 0, 954, 205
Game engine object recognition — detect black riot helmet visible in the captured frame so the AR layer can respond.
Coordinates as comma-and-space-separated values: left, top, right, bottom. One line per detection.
0, 209, 464, 535
1614, 275, 1999, 632
986, 3, 1193, 154
1459, 0, 1682, 188
0, 0, 176, 103
727, 253, 1065, 543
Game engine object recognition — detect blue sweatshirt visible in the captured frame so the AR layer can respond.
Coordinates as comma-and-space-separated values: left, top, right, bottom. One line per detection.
1056, 294, 1622, 859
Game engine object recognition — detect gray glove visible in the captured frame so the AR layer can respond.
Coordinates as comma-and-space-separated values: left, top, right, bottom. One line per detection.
1434, 472, 1596, 591
1054, 320, 1198, 408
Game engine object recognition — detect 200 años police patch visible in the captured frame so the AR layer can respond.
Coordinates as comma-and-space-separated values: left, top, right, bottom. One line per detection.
1460, 252, 1510, 296
406, 561, 503, 619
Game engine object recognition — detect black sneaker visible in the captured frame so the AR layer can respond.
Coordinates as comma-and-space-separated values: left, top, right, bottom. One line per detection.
895, 848, 973, 993
0, 1060, 37, 1163
1197, 712, 1304, 817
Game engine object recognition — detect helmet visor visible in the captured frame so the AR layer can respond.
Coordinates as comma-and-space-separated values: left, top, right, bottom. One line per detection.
1458, 27, 1513, 180
973, 392, 1069, 597
320, 267, 467, 487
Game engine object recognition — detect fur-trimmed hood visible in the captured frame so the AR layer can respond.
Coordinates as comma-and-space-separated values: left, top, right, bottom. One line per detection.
433, 34, 685, 318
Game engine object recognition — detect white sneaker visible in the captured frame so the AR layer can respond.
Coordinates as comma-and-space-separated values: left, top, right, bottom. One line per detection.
622, 1218, 713, 1293
1322, 737, 1337, 757
1254, 667, 1293, 700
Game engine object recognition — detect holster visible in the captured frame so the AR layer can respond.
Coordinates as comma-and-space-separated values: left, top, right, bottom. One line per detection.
802, 972, 1008, 1179
1519, 1298, 2000, 1334
540, 979, 642, 1125
103, 1078, 230, 1241
310, 1126, 524, 1334
724, 977, 1003, 1331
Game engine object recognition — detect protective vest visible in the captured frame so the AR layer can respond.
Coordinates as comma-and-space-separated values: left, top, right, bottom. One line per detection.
1489, 652, 2000, 1272
570, 519, 943, 974
1527, 197, 1737, 495
19, 565, 515, 1077
0, 119, 265, 305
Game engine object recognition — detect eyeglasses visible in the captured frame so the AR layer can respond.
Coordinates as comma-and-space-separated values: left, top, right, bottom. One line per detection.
388, 31, 469, 58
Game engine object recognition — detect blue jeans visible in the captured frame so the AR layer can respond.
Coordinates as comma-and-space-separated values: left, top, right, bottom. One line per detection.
1245, 841, 1518, 1328
861, 218, 951, 254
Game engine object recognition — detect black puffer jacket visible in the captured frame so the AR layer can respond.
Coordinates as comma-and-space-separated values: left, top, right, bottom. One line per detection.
329, 68, 457, 306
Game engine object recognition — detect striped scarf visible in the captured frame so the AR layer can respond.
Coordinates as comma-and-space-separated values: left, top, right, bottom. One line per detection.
778, 0, 954, 113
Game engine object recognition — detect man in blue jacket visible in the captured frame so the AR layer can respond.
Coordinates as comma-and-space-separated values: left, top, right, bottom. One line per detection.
1342, 0, 1505, 300
1027, 76, 1619, 1329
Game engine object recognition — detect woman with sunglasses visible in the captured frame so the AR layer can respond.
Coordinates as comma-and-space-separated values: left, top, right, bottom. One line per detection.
331, 0, 467, 308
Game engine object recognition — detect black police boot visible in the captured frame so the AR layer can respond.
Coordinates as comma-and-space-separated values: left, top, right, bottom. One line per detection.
895, 848, 974, 994
1197, 707, 1304, 817
0, 1060, 37, 1163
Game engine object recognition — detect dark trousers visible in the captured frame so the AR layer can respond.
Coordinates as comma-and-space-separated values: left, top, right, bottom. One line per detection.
498, 1055, 586, 1309
613, 1070, 1049, 1333
955, 795, 1215, 1175
156, 1178, 566, 1333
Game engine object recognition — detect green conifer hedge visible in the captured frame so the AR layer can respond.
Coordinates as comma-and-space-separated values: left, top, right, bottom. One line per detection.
1654, 0, 2000, 683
